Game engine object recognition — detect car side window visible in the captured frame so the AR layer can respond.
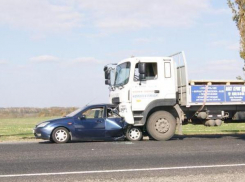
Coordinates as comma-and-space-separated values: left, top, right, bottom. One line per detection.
82, 107, 104, 119
107, 108, 120, 118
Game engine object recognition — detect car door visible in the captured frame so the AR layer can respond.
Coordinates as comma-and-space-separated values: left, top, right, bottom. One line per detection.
74, 107, 105, 139
105, 107, 124, 138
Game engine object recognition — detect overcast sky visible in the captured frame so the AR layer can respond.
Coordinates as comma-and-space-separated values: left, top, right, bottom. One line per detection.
0, 0, 243, 107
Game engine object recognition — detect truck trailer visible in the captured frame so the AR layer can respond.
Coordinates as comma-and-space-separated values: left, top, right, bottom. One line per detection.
104, 52, 245, 141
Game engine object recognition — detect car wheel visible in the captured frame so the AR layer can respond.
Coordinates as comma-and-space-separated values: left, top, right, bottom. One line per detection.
52, 127, 70, 144
49, 137, 54, 143
126, 127, 143, 141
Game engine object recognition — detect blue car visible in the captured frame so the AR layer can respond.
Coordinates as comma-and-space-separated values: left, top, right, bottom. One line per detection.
33, 104, 142, 143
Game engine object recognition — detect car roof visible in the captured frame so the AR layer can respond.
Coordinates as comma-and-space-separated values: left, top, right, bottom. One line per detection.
85, 103, 116, 108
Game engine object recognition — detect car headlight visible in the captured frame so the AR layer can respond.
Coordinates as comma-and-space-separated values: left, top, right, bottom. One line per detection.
37, 122, 50, 128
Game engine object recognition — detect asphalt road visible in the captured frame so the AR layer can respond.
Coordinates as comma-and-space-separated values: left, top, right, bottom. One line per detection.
1, 135, 245, 182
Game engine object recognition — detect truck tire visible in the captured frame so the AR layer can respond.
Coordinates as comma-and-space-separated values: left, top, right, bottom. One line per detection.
209, 120, 215, 126
204, 119, 215, 127
204, 120, 210, 126
215, 119, 222, 126
146, 111, 176, 141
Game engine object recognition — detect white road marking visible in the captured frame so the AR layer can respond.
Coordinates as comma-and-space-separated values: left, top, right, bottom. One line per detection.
1, 163, 245, 178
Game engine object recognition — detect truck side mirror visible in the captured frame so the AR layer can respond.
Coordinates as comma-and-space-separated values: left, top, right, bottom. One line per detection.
105, 79, 111, 85
139, 74, 146, 81
104, 67, 111, 85
139, 63, 146, 81
104, 71, 110, 80
139, 63, 146, 74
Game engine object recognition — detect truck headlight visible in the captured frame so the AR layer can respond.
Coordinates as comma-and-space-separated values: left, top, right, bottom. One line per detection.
37, 122, 50, 128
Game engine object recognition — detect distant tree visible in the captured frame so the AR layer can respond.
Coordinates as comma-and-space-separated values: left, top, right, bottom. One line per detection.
228, 0, 245, 62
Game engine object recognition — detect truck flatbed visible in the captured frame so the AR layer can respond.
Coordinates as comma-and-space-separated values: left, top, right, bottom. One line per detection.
187, 81, 245, 106
189, 80, 245, 85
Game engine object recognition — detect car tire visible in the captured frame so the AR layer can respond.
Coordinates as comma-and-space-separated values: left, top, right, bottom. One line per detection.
52, 127, 70, 144
126, 127, 143, 141
49, 137, 54, 143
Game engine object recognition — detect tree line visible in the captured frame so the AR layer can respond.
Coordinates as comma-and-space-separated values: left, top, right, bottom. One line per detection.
0, 107, 78, 118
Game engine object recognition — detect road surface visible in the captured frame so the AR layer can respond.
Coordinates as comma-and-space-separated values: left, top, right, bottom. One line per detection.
1, 134, 245, 181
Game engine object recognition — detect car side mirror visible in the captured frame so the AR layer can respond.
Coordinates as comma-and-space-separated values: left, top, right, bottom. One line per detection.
78, 115, 86, 120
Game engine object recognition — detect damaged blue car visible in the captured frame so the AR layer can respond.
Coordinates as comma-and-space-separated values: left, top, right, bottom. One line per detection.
33, 104, 143, 143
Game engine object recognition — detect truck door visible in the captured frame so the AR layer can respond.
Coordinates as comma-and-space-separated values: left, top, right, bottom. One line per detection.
132, 62, 161, 111
131, 60, 176, 111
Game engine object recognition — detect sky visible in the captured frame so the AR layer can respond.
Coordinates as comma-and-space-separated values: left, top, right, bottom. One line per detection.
0, 0, 243, 107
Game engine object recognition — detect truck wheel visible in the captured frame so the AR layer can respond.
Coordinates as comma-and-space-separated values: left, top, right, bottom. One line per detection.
146, 111, 176, 141
204, 120, 210, 126
215, 119, 222, 126
52, 127, 70, 144
204, 119, 215, 127
209, 120, 215, 126
126, 127, 143, 141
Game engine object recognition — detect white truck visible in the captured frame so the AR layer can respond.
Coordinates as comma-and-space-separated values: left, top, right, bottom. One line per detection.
104, 52, 245, 141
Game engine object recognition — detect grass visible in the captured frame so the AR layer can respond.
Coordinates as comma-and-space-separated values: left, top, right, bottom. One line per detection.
182, 121, 245, 135
1, 117, 245, 142
0, 117, 58, 142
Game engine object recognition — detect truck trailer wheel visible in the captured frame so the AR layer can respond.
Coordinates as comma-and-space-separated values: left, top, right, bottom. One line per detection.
215, 119, 222, 126
146, 111, 176, 141
205, 119, 215, 127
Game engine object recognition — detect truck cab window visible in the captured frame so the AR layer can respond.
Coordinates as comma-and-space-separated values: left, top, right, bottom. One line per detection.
134, 63, 158, 81
164, 62, 171, 78
114, 62, 131, 86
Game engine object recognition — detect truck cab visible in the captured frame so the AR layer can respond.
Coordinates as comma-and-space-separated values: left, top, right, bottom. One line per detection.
104, 53, 187, 141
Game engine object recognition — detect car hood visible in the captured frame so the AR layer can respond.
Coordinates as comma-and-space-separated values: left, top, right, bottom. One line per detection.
36, 117, 73, 126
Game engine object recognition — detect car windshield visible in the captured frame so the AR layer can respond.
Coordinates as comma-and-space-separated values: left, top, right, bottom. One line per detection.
114, 62, 131, 86
66, 108, 84, 117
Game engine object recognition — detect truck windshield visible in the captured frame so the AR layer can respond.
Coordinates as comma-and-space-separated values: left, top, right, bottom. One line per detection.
114, 62, 131, 86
